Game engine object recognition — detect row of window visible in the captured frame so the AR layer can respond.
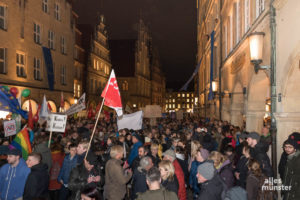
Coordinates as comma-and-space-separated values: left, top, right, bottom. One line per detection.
42, 0, 61, 21
74, 83, 81, 98
166, 98, 194, 103
166, 104, 194, 109
89, 79, 105, 94
0, 48, 67, 85
223, 0, 265, 58
93, 59, 110, 75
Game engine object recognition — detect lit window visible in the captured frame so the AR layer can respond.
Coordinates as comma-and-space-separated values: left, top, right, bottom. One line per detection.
173, 104, 175, 108
97, 60, 100, 70
0, 5, 7, 30
93, 59, 97, 69
178, 104, 181, 109
182, 94, 185, 97
187, 99, 190, 102
187, 104, 190, 109
192, 93, 194, 97
48, 30, 55, 49
55, 3, 60, 21
77, 84, 81, 97
34, 23, 41, 44
173, 99, 175, 103
42, 0, 48, 13
187, 94, 190, 97
0, 48, 6, 74
60, 65, 66, 85
34, 57, 42, 80
16, 52, 26, 77
177, 94, 180, 97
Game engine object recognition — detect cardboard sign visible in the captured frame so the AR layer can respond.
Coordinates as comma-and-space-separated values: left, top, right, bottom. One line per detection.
65, 93, 86, 116
4, 120, 17, 137
46, 114, 67, 132
144, 105, 162, 118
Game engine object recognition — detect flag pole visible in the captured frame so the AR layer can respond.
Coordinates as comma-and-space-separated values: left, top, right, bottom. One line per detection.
48, 130, 52, 148
84, 97, 105, 160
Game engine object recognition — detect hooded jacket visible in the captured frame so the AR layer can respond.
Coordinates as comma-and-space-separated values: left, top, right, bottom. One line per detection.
23, 163, 49, 200
128, 141, 143, 165
250, 140, 273, 177
217, 159, 234, 189
57, 153, 78, 185
0, 158, 30, 200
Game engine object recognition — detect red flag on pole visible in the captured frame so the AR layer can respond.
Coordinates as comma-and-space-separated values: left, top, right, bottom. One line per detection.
28, 100, 34, 129
101, 69, 123, 116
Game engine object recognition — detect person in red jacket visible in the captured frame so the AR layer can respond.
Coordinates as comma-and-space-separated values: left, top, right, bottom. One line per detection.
163, 149, 186, 200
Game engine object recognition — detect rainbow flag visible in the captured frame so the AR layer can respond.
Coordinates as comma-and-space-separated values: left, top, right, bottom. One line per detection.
11, 127, 32, 160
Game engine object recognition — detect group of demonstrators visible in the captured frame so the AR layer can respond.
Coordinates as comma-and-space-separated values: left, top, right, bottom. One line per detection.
0, 116, 300, 200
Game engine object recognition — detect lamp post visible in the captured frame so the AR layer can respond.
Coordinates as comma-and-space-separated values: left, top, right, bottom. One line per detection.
248, 18, 277, 177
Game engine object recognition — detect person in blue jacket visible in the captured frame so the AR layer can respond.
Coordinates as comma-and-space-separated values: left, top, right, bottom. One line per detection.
0, 149, 30, 200
128, 132, 143, 166
57, 143, 78, 200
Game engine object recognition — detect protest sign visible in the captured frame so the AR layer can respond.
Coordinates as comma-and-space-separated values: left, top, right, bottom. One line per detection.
144, 105, 162, 118
46, 114, 67, 133
4, 120, 17, 137
65, 93, 86, 116
176, 110, 184, 120
117, 111, 143, 131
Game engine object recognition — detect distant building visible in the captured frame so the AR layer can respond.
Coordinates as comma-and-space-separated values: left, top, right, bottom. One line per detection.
0, 0, 74, 114
78, 15, 111, 107
165, 91, 196, 113
109, 19, 152, 110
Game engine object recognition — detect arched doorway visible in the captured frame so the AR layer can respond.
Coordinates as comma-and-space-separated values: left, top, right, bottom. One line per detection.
47, 100, 57, 113
231, 83, 245, 127
246, 71, 270, 132
22, 99, 38, 115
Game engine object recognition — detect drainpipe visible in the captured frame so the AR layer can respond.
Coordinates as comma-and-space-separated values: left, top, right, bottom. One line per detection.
219, 0, 223, 121
270, 0, 277, 178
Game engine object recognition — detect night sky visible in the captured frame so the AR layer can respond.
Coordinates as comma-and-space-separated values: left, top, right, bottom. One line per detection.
73, 0, 197, 90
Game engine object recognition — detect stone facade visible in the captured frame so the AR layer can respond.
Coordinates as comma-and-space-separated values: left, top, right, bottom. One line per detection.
165, 91, 195, 113
0, 0, 75, 113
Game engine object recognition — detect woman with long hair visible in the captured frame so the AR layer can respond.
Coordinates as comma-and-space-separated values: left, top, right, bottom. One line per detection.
246, 159, 263, 200
158, 160, 179, 195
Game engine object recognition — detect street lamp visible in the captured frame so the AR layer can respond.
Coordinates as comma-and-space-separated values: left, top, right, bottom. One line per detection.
212, 81, 218, 92
74, 98, 78, 104
248, 32, 270, 73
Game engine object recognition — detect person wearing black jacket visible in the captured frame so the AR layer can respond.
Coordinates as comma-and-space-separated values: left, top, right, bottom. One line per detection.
68, 152, 104, 200
23, 152, 49, 200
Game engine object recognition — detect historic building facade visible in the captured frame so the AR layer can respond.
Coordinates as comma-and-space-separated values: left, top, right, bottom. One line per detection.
0, 0, 74, 114
165, 91, 195, 113
110, 20, 152, 110
78, 16, 111, 107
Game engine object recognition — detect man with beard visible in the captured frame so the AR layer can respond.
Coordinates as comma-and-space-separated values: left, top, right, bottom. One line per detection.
0, 149, 30, 200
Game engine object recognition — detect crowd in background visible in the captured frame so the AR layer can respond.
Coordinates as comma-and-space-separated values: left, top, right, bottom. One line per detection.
0, 115, 299, 200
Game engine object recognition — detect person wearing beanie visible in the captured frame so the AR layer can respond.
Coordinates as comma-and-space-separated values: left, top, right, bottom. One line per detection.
279, 138, 298, 181
196, 161, 226, 200
282, 137, 300, 200
247, 132, 273, 177
189, 147, 209, 199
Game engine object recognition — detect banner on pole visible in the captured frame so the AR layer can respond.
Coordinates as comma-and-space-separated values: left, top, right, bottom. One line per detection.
117, 111, 143, 131
46, 114, 67, 132
4, 120, 17, 137
65, 93, 86, 116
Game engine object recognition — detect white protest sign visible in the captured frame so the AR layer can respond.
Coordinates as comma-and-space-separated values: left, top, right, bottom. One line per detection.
65, 93, 86, 116
144, 105, 162, 118
117, 111, 143, 131
4, 120, 17, 137
46, 114, 67, 132
176, 110, 184, 120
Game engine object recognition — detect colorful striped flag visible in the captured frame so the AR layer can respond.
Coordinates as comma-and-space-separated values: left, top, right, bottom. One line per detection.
11, 127, 32, 160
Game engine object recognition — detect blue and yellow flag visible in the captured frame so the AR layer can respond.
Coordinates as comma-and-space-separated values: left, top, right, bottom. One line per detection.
0, 86, 28, 119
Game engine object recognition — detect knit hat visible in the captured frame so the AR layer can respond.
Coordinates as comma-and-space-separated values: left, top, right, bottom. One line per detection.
248, 132, 260, 142
284, 139, 298, 150
162, 149, 176, 160
197, 161, 216, 180
199, 148, 209, 160
132, 132, 142, 142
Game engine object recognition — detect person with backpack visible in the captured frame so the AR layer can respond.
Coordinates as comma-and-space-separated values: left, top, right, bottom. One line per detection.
196, 161, 227, 200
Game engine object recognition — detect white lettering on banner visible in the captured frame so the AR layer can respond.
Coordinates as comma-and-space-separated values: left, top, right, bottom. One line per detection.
46, 114, 67, 132
65, 93, 86, 116
4, 120, 17, 137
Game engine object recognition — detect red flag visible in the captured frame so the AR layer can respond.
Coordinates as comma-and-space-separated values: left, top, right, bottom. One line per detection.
34, 104, 41, 123
101, 69, 123, 116
28, 100, 34, 129
47, 102, 52, 112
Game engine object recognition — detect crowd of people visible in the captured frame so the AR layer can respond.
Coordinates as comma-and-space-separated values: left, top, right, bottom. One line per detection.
0, 115, 300, 200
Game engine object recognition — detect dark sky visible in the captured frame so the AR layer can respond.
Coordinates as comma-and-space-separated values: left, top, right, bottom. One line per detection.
73, 0, 197, 90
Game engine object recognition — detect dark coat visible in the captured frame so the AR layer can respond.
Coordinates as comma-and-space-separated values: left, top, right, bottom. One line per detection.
23, 163, 49, 200
149, 154, 161, 167
131, 156, 141, 172
176, 154, 189, 185
250, 141, 274, 177
235, 155, 249, 188
68, 163, 104, 200
283, 151, 300, 200
278, 151, 288, 180
189, 160, 204, 195
246, 172, 259, 200
161, 175, 179, 195
131, 168, 148, 200
197, 173, 226, 200
218, 159, 235, 189
104, 158, 132, 200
